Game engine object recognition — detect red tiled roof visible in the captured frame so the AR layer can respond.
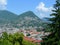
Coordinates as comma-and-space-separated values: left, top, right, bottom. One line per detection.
24, 36, 42, 43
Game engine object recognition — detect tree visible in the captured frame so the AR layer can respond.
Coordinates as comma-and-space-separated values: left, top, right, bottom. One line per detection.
13, 33, 24, 45
0, 32, 38, 45
0, 32, 24, 45
41, 0, 60, 45
2, 32, 8, 39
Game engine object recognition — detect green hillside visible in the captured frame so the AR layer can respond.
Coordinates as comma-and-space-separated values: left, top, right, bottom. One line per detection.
14, 11, 47, 29
0, 10, 17, 25
0, 10, 17, 21
0, 10, 48, 30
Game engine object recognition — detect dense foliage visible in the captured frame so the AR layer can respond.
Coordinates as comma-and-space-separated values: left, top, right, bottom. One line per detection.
0, 32, 37, 45
41, 0, 60, 45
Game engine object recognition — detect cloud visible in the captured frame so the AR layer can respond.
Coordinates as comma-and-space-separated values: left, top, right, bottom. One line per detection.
36, 2, 53, 18
0, 0, 7, 10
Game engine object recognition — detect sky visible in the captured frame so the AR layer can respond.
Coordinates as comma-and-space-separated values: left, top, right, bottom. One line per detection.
0, 0, 55, 18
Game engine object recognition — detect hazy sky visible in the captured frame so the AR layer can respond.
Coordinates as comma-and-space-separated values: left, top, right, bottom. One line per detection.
0, 0, 55, 18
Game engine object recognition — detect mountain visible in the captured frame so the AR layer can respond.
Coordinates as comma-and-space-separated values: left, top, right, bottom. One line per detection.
0, 10, 17, 24
0, 10, 48, 30
0, 10, 18, 28
14, 11, 47, 29
0, 10, 17, 21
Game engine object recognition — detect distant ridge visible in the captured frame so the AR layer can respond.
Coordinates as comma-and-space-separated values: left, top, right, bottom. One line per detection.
0, 10, 48, 29
15, 11, 47, 28
0, 10, 18, 25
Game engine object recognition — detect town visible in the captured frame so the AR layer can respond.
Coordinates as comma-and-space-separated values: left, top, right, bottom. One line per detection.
0, 27, 51, 44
